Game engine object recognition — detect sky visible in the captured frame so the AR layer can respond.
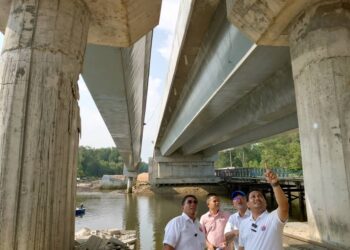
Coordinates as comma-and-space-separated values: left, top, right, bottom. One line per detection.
0, 0, 180, 162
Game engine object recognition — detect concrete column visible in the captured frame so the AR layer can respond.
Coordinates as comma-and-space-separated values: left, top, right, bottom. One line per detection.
123, 165, 136, 193
289, 1, 350, 247
127, 176, 134, 193
0, 0, 90, 249
151, 150, 220, 186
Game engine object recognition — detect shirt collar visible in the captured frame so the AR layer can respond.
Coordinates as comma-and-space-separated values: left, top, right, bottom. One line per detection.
249, 210, 268, 222
208, 210, 221, 217
182, 212, 197, 222
242, 209, 251, 217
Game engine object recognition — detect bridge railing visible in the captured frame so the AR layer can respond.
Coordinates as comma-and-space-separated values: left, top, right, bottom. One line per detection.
215, 167, 303, 179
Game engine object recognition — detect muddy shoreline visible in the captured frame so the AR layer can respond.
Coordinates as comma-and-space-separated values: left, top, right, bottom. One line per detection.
132, 182, 229, 196
77, 180, 229, 197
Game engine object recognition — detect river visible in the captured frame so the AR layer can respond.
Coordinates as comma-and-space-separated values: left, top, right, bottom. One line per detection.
75, 191, 233, 250
75, 191, 304, 250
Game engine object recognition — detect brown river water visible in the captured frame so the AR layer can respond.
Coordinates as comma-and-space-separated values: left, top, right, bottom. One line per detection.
75, 191, 303, 250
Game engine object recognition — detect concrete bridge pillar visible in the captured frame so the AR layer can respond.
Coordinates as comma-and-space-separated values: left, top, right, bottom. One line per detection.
127, 176, 134, 193
150, 150, 220, 186
226, 0, 350, 247
123, 166, 137, 193
0, 0, 89, 249
288, 2, 350, 246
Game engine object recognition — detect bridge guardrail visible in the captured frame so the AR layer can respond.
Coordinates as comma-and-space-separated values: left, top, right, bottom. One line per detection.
215, 167, 303, 179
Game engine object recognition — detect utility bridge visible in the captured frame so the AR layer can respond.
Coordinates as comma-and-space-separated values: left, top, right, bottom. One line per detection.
0, 0, 349, 250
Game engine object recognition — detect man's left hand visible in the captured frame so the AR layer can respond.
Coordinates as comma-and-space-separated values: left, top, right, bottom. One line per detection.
264, 169, 279, 185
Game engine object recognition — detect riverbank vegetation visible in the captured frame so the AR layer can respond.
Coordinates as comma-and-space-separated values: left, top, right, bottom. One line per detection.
77, 147, 148, 178
215, 131, 302, 170
78, 131, 302, 178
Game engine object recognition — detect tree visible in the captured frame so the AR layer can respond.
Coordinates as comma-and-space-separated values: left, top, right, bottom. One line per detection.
215, 131, 302, 170
77, 146, 125, 177
138, 162, 149, 173
260, 132, 302, 170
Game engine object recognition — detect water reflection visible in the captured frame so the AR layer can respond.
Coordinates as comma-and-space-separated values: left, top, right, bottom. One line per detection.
76, 191, 126, 230
75, 192, 302, 250
76, 192, 233, 250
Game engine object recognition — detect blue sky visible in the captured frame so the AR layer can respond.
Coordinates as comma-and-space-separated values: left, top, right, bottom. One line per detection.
0, 0, 180, 161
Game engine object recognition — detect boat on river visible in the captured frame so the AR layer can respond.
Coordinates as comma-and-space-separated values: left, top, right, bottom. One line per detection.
76, 205, 86, 216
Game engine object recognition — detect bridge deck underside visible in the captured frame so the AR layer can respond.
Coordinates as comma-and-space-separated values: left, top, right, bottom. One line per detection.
156, 1, 297, 158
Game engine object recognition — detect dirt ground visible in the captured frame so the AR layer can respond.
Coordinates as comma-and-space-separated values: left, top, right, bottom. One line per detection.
132, 181, 228, 197
76, 180, 101, 192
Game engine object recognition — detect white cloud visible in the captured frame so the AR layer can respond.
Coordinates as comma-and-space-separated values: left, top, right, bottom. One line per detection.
157, 34, 174, 61
140, 1, 180, 160
78, 77, 115, 148
144, 76, 162, 126
158, 0, 181, 32
78, 75, 89, 95
156, 0, 180, 61
141, 76, 164, 160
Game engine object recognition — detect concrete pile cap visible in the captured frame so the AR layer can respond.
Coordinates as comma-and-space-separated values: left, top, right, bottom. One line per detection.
226, 0, 319, 46
0, 0, 161, 47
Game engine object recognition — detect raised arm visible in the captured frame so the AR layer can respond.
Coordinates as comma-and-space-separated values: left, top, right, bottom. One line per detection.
265, 169, 289, 222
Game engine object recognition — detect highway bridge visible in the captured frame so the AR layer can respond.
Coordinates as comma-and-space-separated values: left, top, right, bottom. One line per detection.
0, 0, 349, 249
150, 1, 350, 249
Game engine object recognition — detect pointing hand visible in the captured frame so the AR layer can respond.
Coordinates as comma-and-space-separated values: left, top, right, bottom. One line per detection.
264, 169, 279, 185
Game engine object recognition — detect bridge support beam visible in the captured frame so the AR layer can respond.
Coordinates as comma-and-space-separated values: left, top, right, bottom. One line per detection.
150, 150, 220, 186
0, 0, 89, 249
123, 166, 137, 193
127, 177, 134, 193
227, 0, 350, 247
289, 2, 350, 246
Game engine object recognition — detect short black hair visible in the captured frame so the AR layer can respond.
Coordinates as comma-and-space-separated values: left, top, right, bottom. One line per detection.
206, 193, 217, 203
182, 195, 198, 205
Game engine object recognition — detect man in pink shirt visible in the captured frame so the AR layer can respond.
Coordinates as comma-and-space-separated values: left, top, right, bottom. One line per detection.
200, 193, 230, 250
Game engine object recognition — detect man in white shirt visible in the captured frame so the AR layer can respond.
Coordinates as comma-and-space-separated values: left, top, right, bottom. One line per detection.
238, 169, 289, 250
163, 195, 206, 250
224, 191, 250, 250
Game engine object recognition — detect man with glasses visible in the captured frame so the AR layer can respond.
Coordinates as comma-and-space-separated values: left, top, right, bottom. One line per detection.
200, 193, 230, 250
163, 195, 206, 250
224, 191, 250, 250
238, 169, 289, 250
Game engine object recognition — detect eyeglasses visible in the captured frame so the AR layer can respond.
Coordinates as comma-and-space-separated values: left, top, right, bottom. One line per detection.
186, 199, 198, 204
251, 223, 258, 232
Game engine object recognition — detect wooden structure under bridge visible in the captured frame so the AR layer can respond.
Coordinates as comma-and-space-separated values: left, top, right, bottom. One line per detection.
216, 168, 306, 221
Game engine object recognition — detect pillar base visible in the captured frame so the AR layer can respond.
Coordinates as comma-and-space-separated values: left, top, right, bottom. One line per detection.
123, 166, 137, 193
149, 151, 220, 186
289, 1, 350, 247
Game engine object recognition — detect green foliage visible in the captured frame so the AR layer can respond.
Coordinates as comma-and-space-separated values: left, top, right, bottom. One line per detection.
77, 147, 149, 177
78, 147, 124, 177
260, 132, 302, 170
215, 131, 302, 170
138, 162, 149, 173
215, 150, 242, 168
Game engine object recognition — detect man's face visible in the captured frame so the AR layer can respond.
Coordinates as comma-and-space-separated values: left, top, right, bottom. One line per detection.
207, 196, 220, 211
182, 197, 198, 218
232, 195, 247, 210
247, 191, 267, 211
